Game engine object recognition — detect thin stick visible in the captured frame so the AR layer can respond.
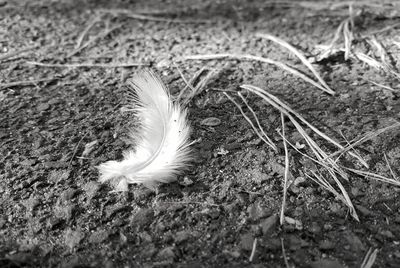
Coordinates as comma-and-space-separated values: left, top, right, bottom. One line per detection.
75, 15, 102, 49
365, 22, 400, 36
68, 23, 122, 58
0, 45, 39, 62
224, 92, 277, 151
343, 18, 353, 60
281, 238, 290, 268
256, 33, 333, 93
384, 153, 397, 181
177, 67, 207, 101
185, 53, 335, 95
249, 238, 257, 262
280, 112, 290, 225
327, 122, 400, 160
366, 80, 397, 92
26, 61, 148, 68
344, 167, 400, 186
237, 92, 277, 151
360, 248, 378, 268
0, 78, 56, 90
100, 9, 208, 24
242, 84, 368, 167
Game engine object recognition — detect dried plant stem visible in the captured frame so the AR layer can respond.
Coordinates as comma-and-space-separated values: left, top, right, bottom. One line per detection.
237, 92, 277, 151
256, 33, 333, 93
224, 92, 277, 151
249, 238, 257, 262
242, 84, 368, 167
0, 78, 56, 90
327, 122, 400, 160
68, 23, 122, 58
360, 248, 378, 268
185, 53, 335, 95
241, 84, 359, 220
26, 61, 148, 68
384, 153, 397, 181
280, 112, 290, 225
100, 8, 208, 24
0, 45, 39, 62
281, 238, 290, 268
75, 15, 102, 49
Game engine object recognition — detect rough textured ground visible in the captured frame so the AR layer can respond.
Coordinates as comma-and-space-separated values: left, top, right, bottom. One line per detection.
1, 0, 400, 267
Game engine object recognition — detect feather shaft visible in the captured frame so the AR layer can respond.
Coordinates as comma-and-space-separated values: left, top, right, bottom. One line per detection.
98, 70, 192, 191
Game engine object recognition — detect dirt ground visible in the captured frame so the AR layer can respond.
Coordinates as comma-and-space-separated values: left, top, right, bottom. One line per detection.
1, 0, 400, 267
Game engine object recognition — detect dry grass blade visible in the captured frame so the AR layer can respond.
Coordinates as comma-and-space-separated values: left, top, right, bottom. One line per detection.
343, 18, 353, 60
237, 92, 277, 151
366, 22, 400, 36
305, 171, 352, 210
242, 84, 368, 167
68, 23, 122, 58
281, 238, 290, 268
99, 8, 208, 24
360, 248, 378, 268
241, 84, 358, 220
75, 15, 102, 49
181, 69, 220, 106
327, 122, 400, 160
26, 61, 148, 68
0, 45, 39, 62
279, 112, 290, 225
368, 36, 389, 66
0, 78, 56, 90
175, 65, 198, 100
353, 51, 400, 80
366, 80, 397, 92
324, 20, 346, 54
249, 238, 257, 262
345, 167, 400, 186
224, 92, 277, 151
185, 53, 335, 94
257, 33, 333, 94
177, 67, 207, 101
384, 153, 397, 181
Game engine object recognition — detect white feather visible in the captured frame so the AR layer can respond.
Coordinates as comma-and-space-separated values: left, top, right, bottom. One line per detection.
98, 70, 192, 191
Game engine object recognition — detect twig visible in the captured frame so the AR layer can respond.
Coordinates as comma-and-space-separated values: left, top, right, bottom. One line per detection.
0, 45, 39, 62
249, 238, 257, 262
384, 153, 398, 181
68, 23, 122, 57
280, 112, 290, 225
344, 167, 400, 186
360, 248, 378, 268
366, 80, 397, 92
364, 22, 400, 37
256, 33, 333, 94
242, 84, 368, 168
0, 78, 56, 90
26, 61, 148, 68
75, 15, 103, 49
327, 122, 400, 160
281, 238, 290, 268
68, 132, 88, 168
224, 92, 277, 151
100, 8, 209, 24
237, 92, 277, 151
185, 53, 335, 95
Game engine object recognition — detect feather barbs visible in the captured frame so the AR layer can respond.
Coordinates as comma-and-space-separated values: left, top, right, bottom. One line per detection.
98, 70, 192, 191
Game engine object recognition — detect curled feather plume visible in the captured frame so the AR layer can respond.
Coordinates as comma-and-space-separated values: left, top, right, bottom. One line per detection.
98, 70, 192, 191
